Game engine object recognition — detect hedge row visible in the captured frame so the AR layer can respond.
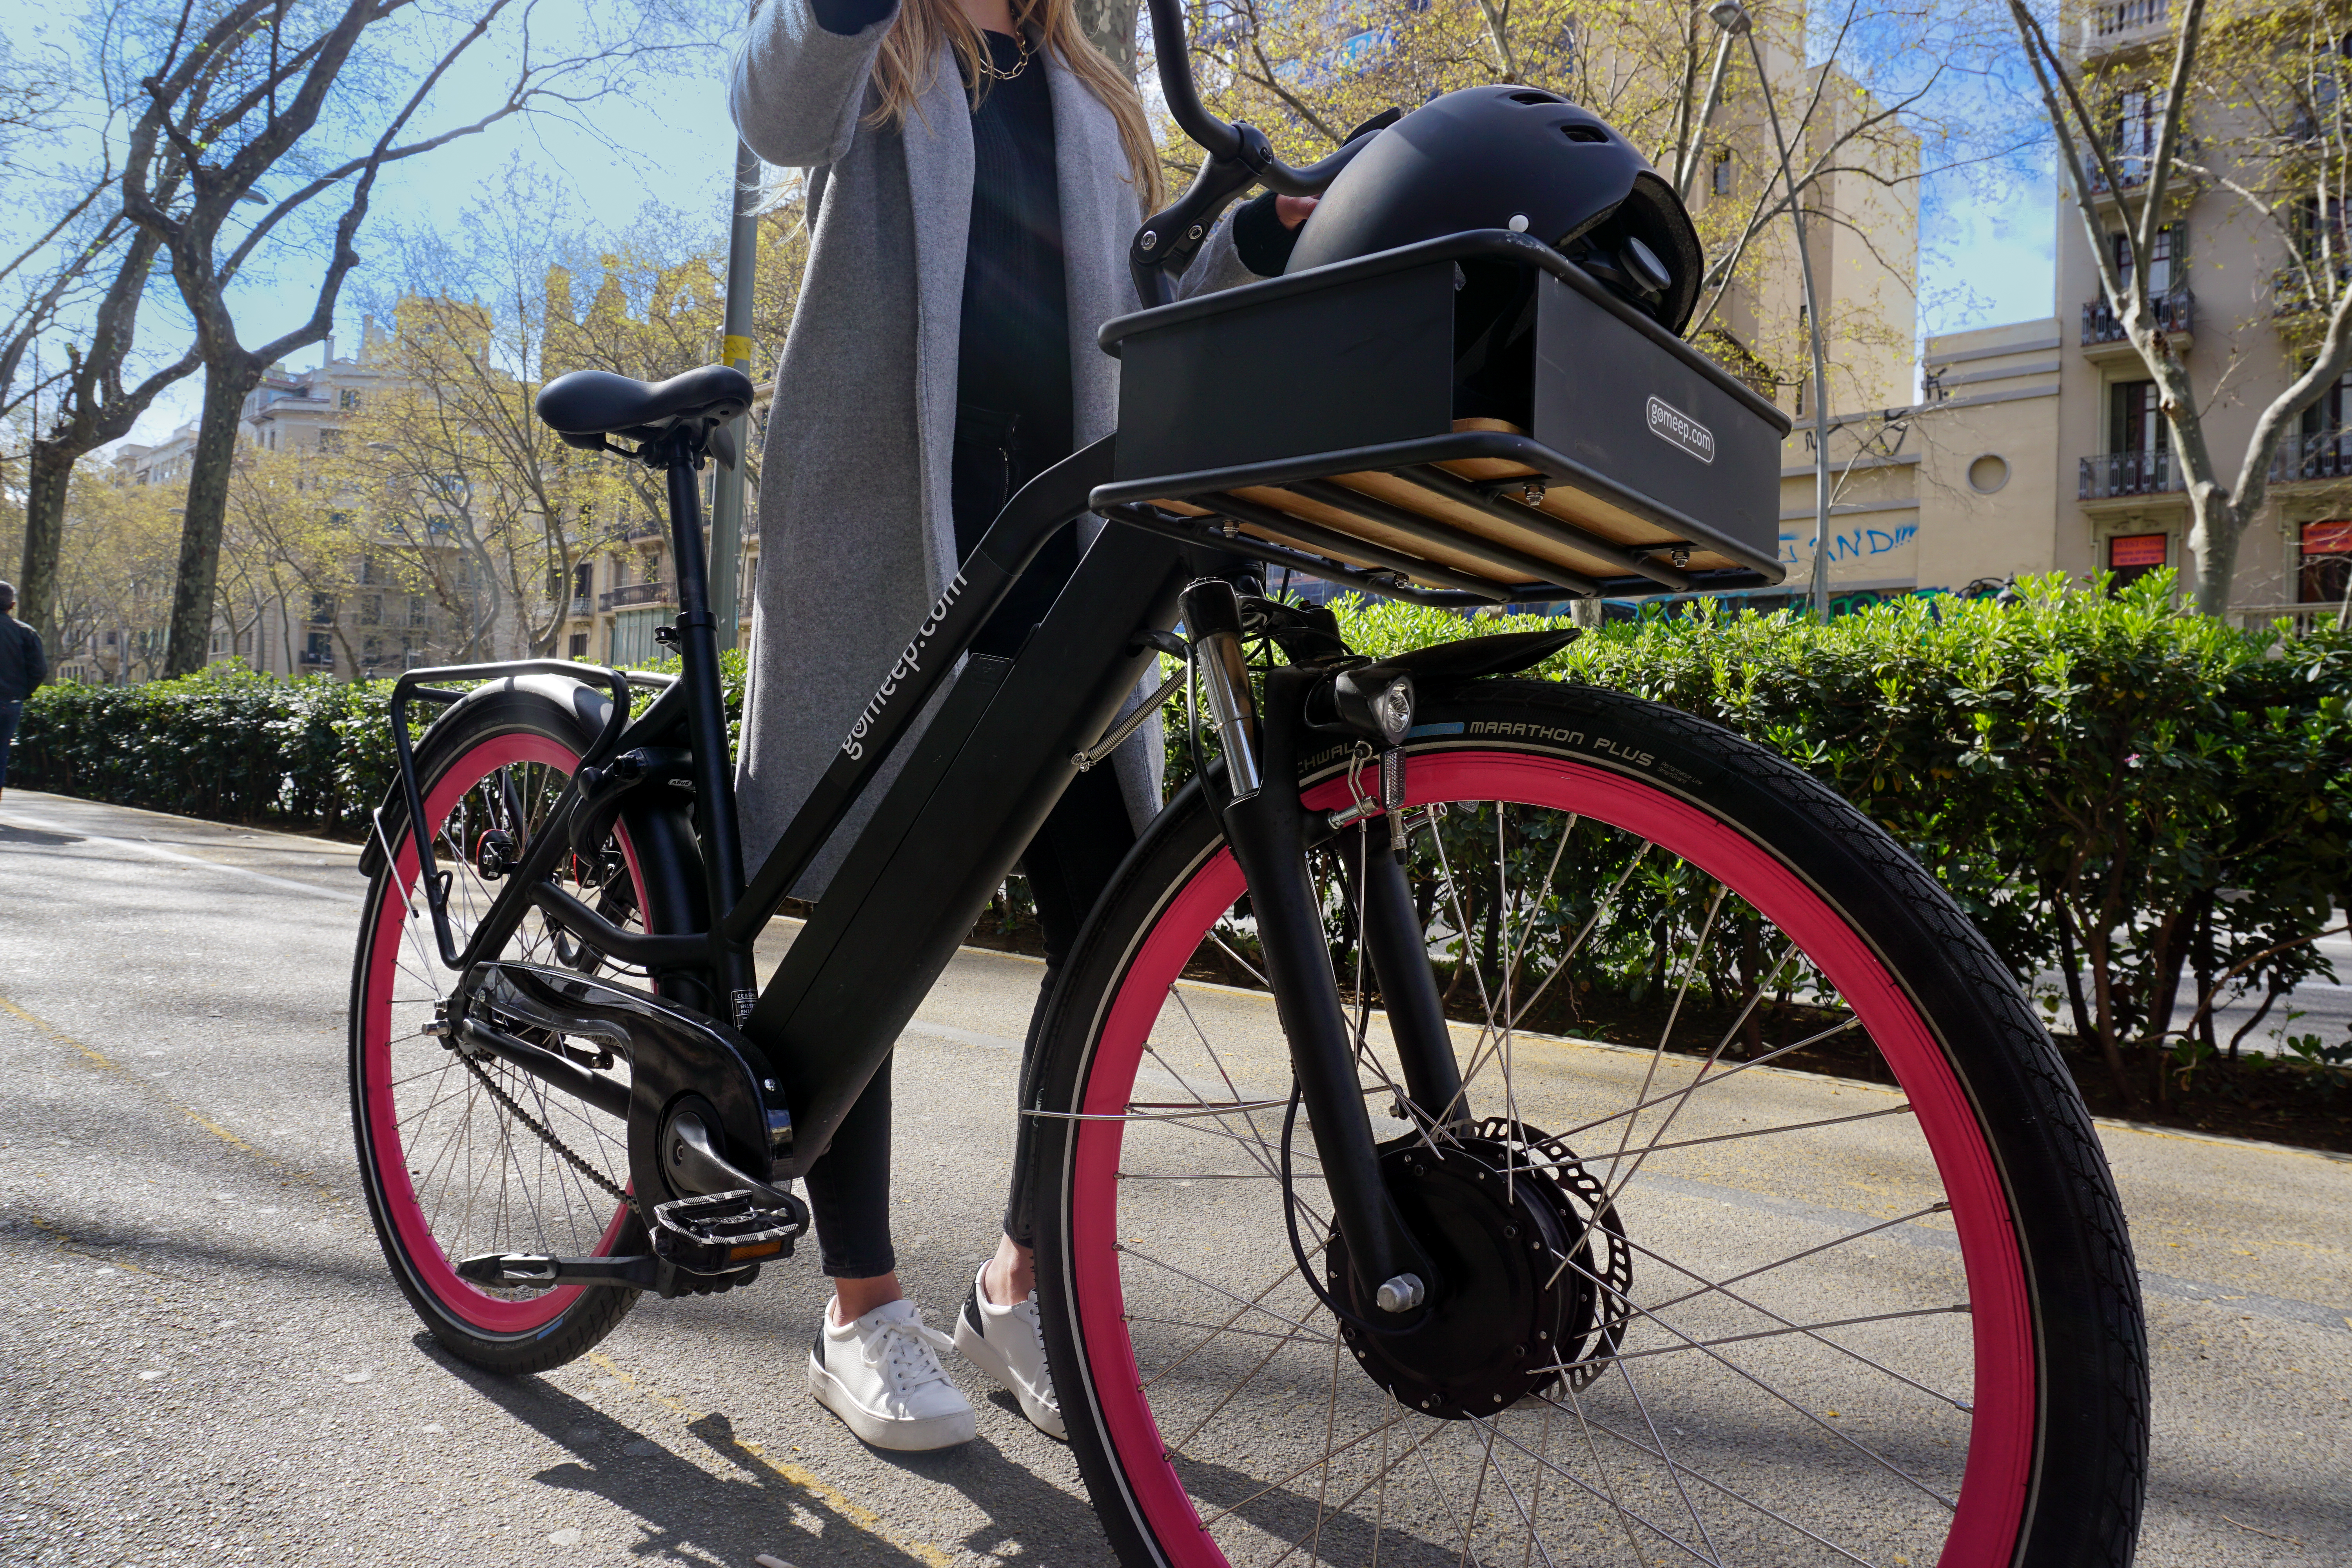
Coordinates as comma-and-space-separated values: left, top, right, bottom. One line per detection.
17, 573, 2350, 1108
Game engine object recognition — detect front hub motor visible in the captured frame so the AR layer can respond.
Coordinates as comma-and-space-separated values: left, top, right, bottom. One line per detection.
1326, 1122, 1630, 1418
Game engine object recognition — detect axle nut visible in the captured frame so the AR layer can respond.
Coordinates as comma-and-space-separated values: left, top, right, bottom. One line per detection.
1374, 1273, 1425, 1314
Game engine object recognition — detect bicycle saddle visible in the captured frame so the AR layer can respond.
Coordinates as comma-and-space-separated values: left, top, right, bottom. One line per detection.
535, 365, 755, 448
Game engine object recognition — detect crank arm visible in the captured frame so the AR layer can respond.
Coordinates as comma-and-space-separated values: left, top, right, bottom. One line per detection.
1181, 581, 1439, 1316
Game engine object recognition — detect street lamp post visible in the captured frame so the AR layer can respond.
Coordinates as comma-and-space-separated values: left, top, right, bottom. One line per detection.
708, 140, 762, 656
1710, 0, 1834, 621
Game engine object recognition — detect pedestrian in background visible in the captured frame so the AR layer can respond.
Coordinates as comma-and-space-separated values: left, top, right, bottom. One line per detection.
0, 582, 46, 804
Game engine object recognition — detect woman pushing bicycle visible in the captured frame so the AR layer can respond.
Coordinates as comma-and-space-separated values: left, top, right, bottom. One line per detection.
728, 0, 1314, 1451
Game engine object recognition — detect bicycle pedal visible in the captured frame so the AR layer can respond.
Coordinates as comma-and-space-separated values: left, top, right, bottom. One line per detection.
652, 1189, 808, 1276
453, 1252, 660, 1290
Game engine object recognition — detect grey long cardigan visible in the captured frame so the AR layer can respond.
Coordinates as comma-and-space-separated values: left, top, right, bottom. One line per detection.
728, 0, 1255, 891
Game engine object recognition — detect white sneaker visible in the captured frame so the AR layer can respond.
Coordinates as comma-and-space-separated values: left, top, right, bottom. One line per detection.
954, 1267, 1066, 1440
806, 1299, 976, 1451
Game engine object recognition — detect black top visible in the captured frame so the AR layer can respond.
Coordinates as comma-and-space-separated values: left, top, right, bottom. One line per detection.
0, 614, 46, 702
956, 31, 1073, 468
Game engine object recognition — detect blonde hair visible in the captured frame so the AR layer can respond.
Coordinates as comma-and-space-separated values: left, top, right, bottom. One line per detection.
867, 0, 1164, 209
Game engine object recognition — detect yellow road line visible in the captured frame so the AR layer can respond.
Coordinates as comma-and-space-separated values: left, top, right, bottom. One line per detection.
586, 1352, 957, 1567
4, 993, 959, 1563
0, 995, 349, 1208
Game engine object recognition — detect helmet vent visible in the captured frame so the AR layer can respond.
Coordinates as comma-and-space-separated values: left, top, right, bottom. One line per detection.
1560, 124, 1608, 143
1508, 90, 1566, 105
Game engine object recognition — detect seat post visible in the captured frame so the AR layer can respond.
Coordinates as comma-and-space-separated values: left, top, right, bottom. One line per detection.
660, 430, 757, 1020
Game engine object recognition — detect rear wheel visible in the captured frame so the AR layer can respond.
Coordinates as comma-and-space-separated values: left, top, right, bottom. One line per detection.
348, 679, 701, 1375
1033, 679, 2147, 1567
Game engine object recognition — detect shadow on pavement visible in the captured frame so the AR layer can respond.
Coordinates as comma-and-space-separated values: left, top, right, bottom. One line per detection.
416, 1329, 1110, 1564
0, 822, 83, 847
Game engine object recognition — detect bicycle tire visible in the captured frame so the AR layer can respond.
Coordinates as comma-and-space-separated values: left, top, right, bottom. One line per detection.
1031, 677, 2147, 1568
348, 676, 705, 1376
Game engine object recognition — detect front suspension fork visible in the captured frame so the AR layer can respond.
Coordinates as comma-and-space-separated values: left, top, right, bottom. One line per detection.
1183, 581, 1455, 1316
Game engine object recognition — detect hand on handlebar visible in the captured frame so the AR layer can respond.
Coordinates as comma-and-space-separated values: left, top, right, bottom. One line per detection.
1275, 196, 1319, 231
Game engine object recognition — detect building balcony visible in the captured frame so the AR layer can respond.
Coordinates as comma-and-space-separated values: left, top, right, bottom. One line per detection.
2080, 450, 2180, 503
623, 521, 667, 543
2270, 430, 2352, 484
2270, 263, 2349, 322
2081, 0, 2167, 51
2080, 289, 2192, 356
2083, 155, 2150, 197
298, 650, 334, 667
599, 582, 671, 611
569, 595, 592, 617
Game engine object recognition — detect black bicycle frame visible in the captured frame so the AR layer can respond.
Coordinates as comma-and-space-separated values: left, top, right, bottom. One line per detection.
390, 423, 1451, 1302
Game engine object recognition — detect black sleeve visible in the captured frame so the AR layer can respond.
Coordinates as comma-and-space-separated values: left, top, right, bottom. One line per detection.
1232, 191, 1304, 278
808, 0, 894, 34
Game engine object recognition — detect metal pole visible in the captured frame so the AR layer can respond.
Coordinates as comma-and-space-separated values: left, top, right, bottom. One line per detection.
709, 138, 762, 654
1714, 2, 1833, 620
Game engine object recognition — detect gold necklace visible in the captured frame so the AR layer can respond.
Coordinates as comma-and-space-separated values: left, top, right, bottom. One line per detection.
980, 31, 1033, 81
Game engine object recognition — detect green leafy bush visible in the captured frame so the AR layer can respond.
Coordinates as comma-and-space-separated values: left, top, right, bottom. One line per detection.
1332, 574, 2352, 1109
19, 575, 2348, 1112
15, 664, 385, 831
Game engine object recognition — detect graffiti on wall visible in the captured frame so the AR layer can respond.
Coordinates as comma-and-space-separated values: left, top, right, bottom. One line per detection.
1779, 519, 1920, 566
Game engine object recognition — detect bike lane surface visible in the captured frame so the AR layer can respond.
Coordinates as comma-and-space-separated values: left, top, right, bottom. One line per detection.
1, 790, 2346, 1565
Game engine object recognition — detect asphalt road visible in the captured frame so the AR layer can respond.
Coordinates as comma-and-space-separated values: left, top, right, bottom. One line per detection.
1, 789, 2346, 1566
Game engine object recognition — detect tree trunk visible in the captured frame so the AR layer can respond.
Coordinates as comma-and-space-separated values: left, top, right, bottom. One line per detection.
2187, 487, 2245, 617
1076, 0, 1139, 77
16, 439, 73, 656
164, 356, 263, 677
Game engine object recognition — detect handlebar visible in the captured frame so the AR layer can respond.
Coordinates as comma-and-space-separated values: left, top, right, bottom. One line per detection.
1132, 0, 1394, 304
1143, 0, 1367, 196
1145, 0, 1241, 163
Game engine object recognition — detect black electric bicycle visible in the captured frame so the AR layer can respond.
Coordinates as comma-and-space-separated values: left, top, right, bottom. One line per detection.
347, 5, 2147, 1563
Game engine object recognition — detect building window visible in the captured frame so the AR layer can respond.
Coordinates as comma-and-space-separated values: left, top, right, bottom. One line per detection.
303, 631, 333, 666
2110, 379, 2165, 453
339, 388, 361, 411
317, 428, 340, 452
1712, 148, 1733, 197
2109, 88, 2166, 161
2299, 519, 2352, 603
362, 636, 384, 667
409, 597, 426, 627
2109, 532, 2168, 590
308, 593, 336, 624
2302, 369, 2352, 436
2111, 222, 2184, 294
569, 632, 590, 659
360, 595, 382, 625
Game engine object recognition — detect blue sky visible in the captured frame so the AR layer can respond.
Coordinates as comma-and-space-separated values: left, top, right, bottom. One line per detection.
111, 29, 2060, 445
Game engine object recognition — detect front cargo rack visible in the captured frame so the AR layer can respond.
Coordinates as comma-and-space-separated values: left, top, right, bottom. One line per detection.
1093, 229, 1794, 606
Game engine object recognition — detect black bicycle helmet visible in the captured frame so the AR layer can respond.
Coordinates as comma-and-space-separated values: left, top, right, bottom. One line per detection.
1285, 85, 1703, 334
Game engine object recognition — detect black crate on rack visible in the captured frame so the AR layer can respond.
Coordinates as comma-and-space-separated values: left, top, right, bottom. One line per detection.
1092, 230, 1792, 603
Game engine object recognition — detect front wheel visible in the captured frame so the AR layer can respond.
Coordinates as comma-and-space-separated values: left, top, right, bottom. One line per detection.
1032, 679, 2147, 1568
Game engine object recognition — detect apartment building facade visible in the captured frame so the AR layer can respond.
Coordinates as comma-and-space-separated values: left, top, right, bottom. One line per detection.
1702, 0, 2352, 621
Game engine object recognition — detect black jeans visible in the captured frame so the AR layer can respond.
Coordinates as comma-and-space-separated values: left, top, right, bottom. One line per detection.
0, 699, 22, 788
799, 407, 1137, 1278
